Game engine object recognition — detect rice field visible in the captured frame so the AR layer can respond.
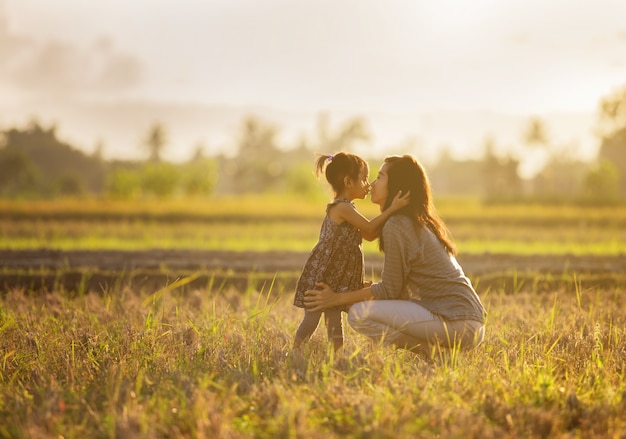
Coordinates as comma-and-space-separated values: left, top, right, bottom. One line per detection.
1, 197, 625, 255
1, 196, 626, 438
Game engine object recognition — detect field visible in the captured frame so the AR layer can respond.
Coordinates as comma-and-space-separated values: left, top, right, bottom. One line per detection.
2, 197, 626, 254
1, 197, 626, 438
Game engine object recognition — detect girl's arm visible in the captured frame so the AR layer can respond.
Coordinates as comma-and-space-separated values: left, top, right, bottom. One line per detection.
303, 282, 374, 312
332, 191, 410, 241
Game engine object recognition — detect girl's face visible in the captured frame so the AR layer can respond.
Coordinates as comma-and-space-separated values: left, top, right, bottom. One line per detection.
369, 163, 389, 208
348, 165, 371, 200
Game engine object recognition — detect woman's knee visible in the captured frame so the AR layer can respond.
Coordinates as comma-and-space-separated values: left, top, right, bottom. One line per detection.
347, 301, 372, 327
348, 302, 384, 335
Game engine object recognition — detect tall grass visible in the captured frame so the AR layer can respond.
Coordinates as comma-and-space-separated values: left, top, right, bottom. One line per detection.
2, 275, 626, 437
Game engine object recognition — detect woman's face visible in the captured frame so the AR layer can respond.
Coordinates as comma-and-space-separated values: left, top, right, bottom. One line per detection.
369, 163, 389, 208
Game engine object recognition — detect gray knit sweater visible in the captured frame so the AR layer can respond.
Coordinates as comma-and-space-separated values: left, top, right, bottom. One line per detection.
370, 214, 486, 323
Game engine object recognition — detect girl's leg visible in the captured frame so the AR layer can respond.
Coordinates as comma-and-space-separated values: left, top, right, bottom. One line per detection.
348, 300, 484, 355
294, 310, 322, 349
324, 309, 344, 351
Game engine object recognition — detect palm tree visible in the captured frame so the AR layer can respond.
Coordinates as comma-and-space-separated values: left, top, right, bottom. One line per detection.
143, 122, 167, 162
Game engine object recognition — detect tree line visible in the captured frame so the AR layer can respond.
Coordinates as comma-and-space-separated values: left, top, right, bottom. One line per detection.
1, 86, 626, 203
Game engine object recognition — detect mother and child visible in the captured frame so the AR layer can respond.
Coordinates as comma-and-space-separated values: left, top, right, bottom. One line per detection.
292, 152, 486, 358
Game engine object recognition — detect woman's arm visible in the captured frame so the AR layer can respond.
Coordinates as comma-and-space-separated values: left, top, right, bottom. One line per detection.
332, 190, 410, 241
369, 217, 410, 299
303, 282, 375, 312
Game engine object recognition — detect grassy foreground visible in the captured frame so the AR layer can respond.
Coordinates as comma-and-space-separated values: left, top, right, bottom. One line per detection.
2, 276, 626, 438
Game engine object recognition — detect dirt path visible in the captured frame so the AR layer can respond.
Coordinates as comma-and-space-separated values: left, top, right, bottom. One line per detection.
1, 250, 624, 294
1, 249, 625, 274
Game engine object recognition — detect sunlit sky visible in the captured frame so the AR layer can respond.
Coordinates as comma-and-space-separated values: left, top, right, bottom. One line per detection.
1, 0, 626, 172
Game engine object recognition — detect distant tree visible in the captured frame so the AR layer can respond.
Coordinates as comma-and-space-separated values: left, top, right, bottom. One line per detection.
140, 162, 180, 199
180, 143, 217, 196
182, 158, 217, 197
54, 173, 85, 197
316, 113, 370, 152
596, 85, 626, 139
582, 160, 619, 203
596, 85, 626, 196
92, 139, 105, 161
523, 116, 549, 147
530, 142, 590, 198
231, 116, 283, 193
105, 166, 141, 200
481, 137, 521, 200
520, 116, 551, 188
143, 122, 167, 162
190, 142, 206, 162
597, 128, 626, 196
286, 135, 315, 164
482, 138, 501, 198
1, 120, 105, 196
0, 149, 41, 197
285, 161, 326, 200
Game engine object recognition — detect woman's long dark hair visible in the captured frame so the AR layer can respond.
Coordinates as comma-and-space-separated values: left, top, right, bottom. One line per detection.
380, 155, 456, 255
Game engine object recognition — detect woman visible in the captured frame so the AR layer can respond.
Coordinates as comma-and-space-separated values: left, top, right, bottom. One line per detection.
304, 155, 486, 357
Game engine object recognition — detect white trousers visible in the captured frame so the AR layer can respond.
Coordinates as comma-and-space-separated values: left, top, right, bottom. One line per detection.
348, 300, 484, 356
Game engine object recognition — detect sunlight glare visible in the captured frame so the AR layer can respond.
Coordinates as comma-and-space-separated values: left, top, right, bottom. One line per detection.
410, 0, 503, 34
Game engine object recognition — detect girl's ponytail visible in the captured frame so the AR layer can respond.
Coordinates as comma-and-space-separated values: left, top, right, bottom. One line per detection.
314, 154, 333, 178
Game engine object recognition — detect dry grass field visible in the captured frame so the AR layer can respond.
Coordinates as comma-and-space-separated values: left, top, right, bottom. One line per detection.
1, 197, 626, 438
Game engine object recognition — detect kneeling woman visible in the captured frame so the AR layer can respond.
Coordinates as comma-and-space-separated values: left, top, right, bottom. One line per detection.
304, 155, 486, 357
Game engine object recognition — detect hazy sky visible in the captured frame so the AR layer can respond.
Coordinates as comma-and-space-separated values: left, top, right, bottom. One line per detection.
1, 0, 625, 176
2, 0, 626, 114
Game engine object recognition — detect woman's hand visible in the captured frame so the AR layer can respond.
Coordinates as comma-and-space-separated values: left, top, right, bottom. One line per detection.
304, 282, 339, 312
389, 190, 411, 212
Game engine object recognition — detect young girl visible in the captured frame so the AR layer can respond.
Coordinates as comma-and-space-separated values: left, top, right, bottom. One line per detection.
292, 152, 410, 352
